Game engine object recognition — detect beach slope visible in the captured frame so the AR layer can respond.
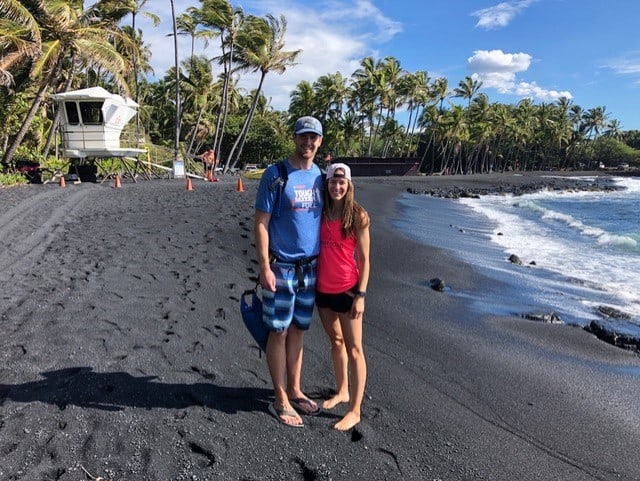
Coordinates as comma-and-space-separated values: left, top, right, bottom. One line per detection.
0, 174, 639, 481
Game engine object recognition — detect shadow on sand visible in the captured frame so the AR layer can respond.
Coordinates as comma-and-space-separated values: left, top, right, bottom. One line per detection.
0, 367, 271, 413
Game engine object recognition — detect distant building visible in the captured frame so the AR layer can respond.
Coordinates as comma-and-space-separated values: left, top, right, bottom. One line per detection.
333, 157, 419, 176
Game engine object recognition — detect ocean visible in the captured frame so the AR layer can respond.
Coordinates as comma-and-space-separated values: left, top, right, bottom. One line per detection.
392, 175, 640, 336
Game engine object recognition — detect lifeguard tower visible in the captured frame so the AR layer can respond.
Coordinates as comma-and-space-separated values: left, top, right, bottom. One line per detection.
50, 86, 148, 182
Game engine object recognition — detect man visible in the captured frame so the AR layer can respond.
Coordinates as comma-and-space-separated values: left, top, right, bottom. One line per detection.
254, 116, 324, 428
202, 146, 215, 178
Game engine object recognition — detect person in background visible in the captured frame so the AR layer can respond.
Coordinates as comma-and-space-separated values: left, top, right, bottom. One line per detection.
202, 146, 215, 177
315, 162, 370, 431
254, 116, 324, 428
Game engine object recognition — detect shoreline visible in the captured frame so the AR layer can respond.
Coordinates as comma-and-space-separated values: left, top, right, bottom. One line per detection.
1, 173, 639, 480
373, 169, 625, 197
390, 176, 640, 352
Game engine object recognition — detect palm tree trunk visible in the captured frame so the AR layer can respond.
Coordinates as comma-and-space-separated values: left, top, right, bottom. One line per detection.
170, 0, 181, 163
226, 73, 266, 171
187, 104, 206, 157
2, 64, 60, 165
43, 67, 76, 159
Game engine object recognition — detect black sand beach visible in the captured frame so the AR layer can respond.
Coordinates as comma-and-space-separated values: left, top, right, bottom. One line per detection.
1, 173, 639, 480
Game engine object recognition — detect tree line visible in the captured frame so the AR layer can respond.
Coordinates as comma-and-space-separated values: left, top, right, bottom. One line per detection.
1, 0, 638, 180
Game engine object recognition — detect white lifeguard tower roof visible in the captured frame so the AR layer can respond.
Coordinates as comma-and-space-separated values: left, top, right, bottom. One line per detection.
51, 86, 146, 159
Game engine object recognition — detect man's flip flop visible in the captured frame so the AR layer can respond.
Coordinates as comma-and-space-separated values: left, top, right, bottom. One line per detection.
289, 397, 320, 416
268, 402, 304, 428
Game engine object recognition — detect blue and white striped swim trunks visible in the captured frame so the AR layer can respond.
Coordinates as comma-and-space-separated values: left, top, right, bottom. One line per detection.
262, 258, 317, 332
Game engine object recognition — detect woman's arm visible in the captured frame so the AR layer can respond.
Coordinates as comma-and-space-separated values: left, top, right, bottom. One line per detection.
352, 210, 370, 318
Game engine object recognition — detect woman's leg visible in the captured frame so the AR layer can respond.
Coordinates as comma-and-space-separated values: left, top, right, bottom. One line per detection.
334, 311, 366, 431
318, 306, 349, 409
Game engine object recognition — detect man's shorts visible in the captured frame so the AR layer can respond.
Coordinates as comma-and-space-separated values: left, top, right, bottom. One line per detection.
262, 259, 317, 332
315, 286, 357, 314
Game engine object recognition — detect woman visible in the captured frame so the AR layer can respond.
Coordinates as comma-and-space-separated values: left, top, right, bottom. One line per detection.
315, 163, 370, 431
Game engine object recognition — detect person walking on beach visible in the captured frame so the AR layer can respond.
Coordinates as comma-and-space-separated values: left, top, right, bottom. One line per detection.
254, 116, 324, 428
316, 162, 370, 431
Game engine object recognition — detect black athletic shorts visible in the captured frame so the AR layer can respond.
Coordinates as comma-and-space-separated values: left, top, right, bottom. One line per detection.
315, 286, 357, 313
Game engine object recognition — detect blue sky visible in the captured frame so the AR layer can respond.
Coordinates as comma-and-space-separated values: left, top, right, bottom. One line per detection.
138, 0, 640, 130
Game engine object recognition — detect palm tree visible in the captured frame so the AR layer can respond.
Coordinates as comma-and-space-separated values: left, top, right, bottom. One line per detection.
225, 14, 301, 170
604, 119, 623, 140
378, 56, 404, 157
351, 56, 381, 156
399, 70, 430, 156
432, 77, 449, 113
0, 0, 42, 86
582, 106, 609, 140
314, 72, 348, 122
310, 72, 349, 152
289, 80, 316, 120
176, 9, 212, 59
169, 0, 180, 161
180, 55, 215, 157
195, 0, 241, 165
124, 0, 159, 103
453, 75, 482, 109
2, 0, 134, 166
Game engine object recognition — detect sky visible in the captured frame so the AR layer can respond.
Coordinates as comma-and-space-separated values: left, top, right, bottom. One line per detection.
136, 0, 640, 131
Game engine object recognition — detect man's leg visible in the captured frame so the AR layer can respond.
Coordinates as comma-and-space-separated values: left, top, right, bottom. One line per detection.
285, 326, 318, 414
266, 330, 302, 426
285, 325, 304, 396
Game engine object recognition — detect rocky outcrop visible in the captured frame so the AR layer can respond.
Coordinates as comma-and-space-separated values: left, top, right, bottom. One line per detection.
583, 306, 640, 351
522, 312, 563, 323
406, 175, 622, 198
508, 254, 523, 265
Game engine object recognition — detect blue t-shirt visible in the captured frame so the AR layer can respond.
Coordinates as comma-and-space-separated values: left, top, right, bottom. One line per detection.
255, 160, 323, 261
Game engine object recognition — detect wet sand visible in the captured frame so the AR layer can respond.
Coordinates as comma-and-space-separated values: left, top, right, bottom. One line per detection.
1, 172, 639, 480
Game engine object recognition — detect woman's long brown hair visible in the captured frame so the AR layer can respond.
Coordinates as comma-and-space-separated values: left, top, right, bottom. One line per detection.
323, 177, 370, 238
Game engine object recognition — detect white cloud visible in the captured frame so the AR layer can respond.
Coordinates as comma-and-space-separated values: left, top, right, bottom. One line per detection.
468, 50, 572, 101
468, 49, 531, 74
604, 52, 640, 76
513, 81, 572, 101
320, 0, 403, 42
136, 0, 401, 111
471, 0, 539, 30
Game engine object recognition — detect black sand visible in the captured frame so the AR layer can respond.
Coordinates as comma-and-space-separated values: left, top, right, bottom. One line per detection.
1, 173, 639, 480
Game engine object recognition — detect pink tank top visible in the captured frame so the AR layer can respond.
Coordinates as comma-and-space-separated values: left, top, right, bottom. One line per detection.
317, 218, 359, 294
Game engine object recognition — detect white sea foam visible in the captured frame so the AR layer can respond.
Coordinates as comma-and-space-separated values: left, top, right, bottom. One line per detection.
394, 176, 640, 329
455, 178, 640, 320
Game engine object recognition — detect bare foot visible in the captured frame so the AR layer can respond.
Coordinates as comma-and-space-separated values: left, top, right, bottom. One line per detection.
322, 393, 349, 410
333, 411, 360, 431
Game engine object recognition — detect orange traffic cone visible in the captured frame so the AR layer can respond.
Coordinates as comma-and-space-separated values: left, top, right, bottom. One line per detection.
237, 177, 244, 192
59, 176, 66, 188
186, 177, 193, 191
114, 175, 122, 188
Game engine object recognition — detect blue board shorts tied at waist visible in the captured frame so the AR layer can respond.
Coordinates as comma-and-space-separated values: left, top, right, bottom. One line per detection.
262, 254, 318, 332
269, 252, 318, 289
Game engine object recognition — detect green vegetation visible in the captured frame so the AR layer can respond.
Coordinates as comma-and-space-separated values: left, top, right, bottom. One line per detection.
1, 0, 638, 187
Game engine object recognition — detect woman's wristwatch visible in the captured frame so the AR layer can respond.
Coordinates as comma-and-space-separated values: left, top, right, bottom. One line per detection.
355, 290, 366, 298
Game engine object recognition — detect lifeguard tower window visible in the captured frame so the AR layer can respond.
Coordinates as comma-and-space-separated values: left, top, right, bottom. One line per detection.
64, 102, 80, 124
64, 101, 104, 125
78, 101, 104, 125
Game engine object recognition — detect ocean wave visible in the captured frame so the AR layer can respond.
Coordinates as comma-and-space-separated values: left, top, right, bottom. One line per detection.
537, 208, 638, 248
613, 176, 640, 193
399, 192, 640, 323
